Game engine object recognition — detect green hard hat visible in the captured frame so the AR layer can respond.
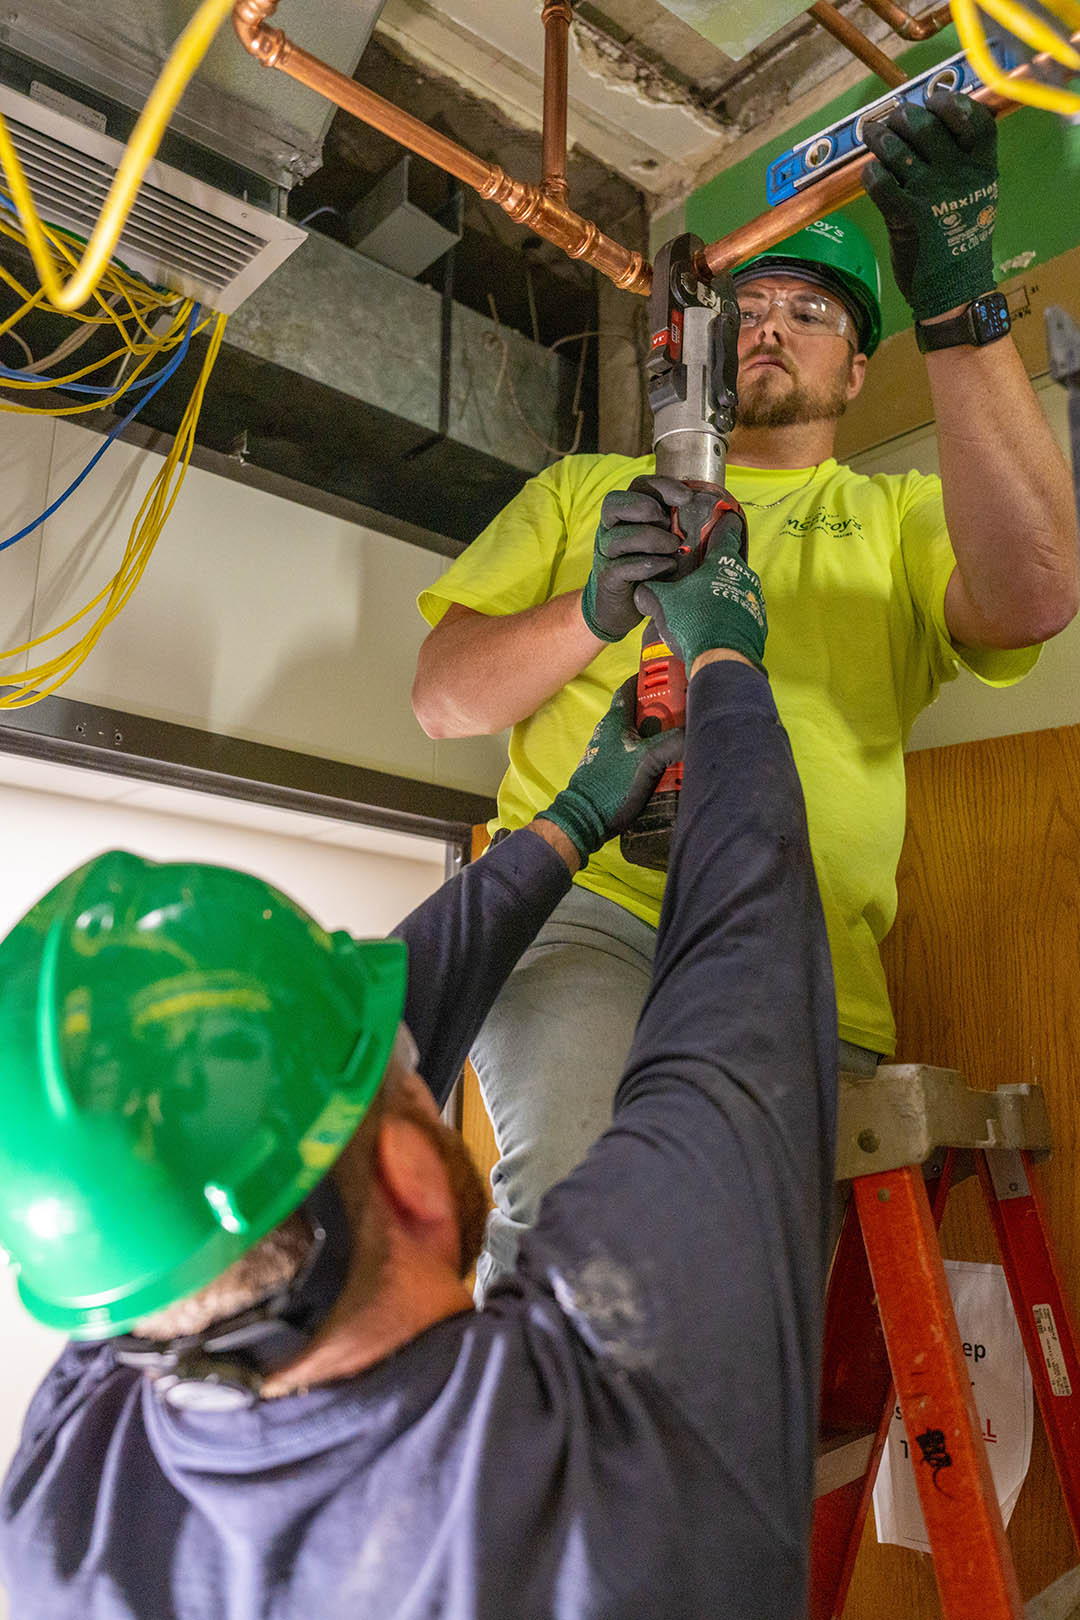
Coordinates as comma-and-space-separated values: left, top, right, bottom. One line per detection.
734, 213, 883, 357
0, 851, 408, 1339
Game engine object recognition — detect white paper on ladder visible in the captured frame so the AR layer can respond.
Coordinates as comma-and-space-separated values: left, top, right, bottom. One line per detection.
872, 1259, 1034, 1552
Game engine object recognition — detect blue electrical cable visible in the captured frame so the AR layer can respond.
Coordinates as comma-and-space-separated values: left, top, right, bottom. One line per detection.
0, 303, 201, 556
0, 346, 193, 395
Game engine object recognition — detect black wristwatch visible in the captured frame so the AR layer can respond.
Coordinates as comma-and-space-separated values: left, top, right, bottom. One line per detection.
915, 292, 1011, 354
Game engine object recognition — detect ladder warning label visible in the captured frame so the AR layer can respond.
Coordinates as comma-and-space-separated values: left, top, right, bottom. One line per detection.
1033, 1304, 1073, 1396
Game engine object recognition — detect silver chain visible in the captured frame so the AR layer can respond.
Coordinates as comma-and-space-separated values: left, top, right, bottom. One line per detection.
738, 468, 820, 511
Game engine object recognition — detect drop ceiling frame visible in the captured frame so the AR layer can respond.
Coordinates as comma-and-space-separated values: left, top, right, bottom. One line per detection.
0, 687, 494, 870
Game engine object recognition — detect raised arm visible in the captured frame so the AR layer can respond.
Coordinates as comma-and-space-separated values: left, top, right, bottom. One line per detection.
394, 824, 575, 1106
930, 337, 1078, 648
519, 538, 837, 1603
396, 681, 682, 1104
864, 90, 1079, 650
412, 484, 684, 738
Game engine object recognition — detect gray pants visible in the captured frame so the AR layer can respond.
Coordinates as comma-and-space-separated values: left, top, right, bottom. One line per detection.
471, 884, 877, 1299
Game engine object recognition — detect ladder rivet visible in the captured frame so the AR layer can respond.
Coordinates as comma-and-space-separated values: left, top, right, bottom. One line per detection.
877, 1188, 890, 1202
858, 1130, 880, 1154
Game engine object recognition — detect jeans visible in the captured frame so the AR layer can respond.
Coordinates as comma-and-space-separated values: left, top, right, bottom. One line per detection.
471, 884, 878, 1300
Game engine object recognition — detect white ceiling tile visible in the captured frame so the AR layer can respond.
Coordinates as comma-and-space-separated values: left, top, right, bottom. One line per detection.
0, 753, 447, 862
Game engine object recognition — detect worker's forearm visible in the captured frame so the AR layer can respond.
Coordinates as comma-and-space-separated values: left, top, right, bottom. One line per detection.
412, 593, 607, 738
689, 649, 755, 678
626, 655, 836, 1153
527, 816, 582, 874
393, 826, 574, 1104
927, 332, 1080, 647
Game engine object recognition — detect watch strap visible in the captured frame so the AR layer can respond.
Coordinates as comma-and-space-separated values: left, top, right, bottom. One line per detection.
916, 292, 1011, 354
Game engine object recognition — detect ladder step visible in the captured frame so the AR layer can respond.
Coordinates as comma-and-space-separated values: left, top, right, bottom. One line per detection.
811, 1081, 1080, 1620
1024, 1562, 1080, 1620
836, 1068, 1052, 1181
815, 1430, 875, 1497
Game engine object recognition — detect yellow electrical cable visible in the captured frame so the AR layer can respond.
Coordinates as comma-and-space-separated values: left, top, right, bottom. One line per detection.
0, 300, 214, 416
109, 282, 174, 343
21, 320, 227, 698
18, 214, 176, 339
976, 0, 1080, 63
0, 342, 166, 415
23, 314, 222, 656
0, 301, 207, 392
1034, 0, 1080, 32
0, 311, 227, 706
36, 222, 176, 341
951, 0, 1080, 115
0, 321, 184, 389
0, 281, 45, 339
0, 0, 236, 312
0, 206, 177, 355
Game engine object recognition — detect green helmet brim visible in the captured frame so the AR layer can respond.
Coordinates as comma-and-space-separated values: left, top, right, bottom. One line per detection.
0, 854, 409, 1338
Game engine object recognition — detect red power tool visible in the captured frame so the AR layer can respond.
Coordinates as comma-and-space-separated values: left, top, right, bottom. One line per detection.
620, 234, 747, 871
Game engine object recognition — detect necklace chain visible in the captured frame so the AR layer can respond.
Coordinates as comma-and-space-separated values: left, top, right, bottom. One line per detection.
738, 467, 820, 511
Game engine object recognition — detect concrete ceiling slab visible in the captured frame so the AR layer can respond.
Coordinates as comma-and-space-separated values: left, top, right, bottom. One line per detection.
649, 0, 820, 59
377, 0, 724, 197
373, 0, 909, 204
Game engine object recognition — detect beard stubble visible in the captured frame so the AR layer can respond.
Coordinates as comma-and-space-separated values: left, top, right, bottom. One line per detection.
736, 348, 853, 429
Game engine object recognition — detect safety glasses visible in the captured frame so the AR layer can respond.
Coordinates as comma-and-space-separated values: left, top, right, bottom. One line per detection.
736, 286, 855, 342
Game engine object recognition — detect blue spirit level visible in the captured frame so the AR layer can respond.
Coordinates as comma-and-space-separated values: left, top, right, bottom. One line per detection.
765, 43, 1021, 206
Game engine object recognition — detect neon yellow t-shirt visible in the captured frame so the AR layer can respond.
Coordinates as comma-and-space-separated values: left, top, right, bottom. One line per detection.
418, 453, 1038, 1055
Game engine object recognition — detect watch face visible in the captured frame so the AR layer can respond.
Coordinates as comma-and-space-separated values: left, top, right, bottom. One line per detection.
972, 294, 1011, 343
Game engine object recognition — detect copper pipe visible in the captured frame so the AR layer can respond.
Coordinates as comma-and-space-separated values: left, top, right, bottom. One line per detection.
859, 0, 952, 40
233, 0, 1071, 305
232, 0, 650, 294
694, 36, 1079, 280
807, 1, 909, 85
541, 0, 572, 201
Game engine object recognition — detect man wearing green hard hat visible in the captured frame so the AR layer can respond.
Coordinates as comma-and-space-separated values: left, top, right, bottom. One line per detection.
411, 89, 1078, 1299
2, 556, 840, 1617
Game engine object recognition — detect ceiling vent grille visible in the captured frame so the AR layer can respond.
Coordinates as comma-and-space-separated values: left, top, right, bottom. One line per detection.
0, 85, 305, 314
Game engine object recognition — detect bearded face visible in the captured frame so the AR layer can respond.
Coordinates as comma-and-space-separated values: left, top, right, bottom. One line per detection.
736, 341, 857, 429
388, 1090, 490, 1280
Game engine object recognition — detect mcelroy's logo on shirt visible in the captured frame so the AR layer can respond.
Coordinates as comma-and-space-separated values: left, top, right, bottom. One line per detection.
782, 506, 863, 538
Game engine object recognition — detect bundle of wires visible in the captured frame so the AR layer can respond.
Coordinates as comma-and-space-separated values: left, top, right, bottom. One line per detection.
950, 0, 1080, 116
0, 194, 226, 707
0, 0, 235, 314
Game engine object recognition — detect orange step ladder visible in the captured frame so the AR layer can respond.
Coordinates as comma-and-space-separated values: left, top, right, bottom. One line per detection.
810, 1066, 1080, 1620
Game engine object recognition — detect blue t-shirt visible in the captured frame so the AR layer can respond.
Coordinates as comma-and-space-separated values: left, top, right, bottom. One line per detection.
1, 665, 838, 1620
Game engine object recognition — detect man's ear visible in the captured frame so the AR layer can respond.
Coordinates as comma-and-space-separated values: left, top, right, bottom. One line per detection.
846, 351, 868, 400
375, 1115, 454, 1228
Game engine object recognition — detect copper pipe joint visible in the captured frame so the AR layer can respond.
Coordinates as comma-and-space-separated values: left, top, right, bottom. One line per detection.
807, 1, 909, 85
232, 0, 288, 66
231, 0, 649, 294
541, 0, 572, 201
694, 32, 1080, 280
858, 0, 952, 40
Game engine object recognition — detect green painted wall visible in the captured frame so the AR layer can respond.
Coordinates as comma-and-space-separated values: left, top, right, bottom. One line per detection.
686, 30, 1080, 345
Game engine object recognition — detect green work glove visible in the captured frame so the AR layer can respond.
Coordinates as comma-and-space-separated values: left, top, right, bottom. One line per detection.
633, 525, 767, 673
540, 676, 684, 861
580, 487, 683, 642
863, 89, 999, 322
